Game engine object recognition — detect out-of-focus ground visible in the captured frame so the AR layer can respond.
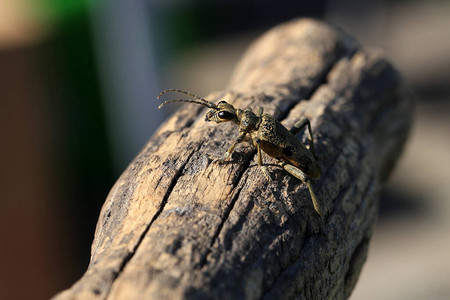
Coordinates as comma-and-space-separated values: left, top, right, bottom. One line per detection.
1, 1, 449, 299
350, 103, 450, 300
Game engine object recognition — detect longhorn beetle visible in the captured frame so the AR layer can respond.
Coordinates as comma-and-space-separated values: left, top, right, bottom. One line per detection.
157, 89, 323, 216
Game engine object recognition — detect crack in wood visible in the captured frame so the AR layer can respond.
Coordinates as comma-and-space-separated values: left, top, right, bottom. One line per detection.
103, 148, 200, 299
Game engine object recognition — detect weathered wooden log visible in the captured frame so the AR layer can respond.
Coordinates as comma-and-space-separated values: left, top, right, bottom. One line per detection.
54, 19, 413, 300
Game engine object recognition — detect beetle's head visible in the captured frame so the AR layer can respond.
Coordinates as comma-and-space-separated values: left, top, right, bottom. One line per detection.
205, 101, 238, 124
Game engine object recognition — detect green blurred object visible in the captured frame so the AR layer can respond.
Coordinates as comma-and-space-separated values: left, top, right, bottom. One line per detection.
34, 0, 98, 21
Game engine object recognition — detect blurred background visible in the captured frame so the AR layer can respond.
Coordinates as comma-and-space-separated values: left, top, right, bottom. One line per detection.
0, 0, 449, 299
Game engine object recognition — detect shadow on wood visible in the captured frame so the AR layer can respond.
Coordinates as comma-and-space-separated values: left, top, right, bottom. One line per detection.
53, 19, 413, 300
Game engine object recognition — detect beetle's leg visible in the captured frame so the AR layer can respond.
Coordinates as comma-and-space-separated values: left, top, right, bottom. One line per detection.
253, 137, 271, 180
215, 132, 246, 162
256, 107, 263, 117
279, 161, 322, 216
289, 118, 319, 160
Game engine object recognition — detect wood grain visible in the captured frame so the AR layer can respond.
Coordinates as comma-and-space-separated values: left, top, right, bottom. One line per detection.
53, 19, 413, 300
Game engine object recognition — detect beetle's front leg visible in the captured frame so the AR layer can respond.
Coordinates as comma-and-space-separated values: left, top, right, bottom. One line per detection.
279, 161, 322, 216
215, 132, 246, 162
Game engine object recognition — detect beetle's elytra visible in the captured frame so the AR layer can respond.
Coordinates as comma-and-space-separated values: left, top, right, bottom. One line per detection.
157, 89, 322, 216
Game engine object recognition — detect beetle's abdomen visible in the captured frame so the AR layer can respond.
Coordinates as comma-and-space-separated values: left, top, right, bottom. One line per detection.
289, 152, 321, 179
257, 115, 321, 179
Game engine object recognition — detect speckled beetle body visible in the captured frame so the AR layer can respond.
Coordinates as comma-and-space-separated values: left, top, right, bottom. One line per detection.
158, 89, 323, 216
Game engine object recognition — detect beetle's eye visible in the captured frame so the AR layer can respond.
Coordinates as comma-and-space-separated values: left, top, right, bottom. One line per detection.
218, 100, 227, 105
218, 111, 234, 120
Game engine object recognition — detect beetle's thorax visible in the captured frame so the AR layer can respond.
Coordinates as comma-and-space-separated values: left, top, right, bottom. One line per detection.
237, 108, 260, 133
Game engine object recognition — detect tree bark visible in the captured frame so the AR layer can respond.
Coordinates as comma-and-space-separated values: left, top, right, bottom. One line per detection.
53, 19, 413, 300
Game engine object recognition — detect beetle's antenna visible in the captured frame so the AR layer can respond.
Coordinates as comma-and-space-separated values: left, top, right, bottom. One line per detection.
157, 89, 218, 109
158, 89, 205, 101
158, 99, 218, 109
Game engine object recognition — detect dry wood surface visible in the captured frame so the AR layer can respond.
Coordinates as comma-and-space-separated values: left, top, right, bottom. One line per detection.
54, 19, 413, 300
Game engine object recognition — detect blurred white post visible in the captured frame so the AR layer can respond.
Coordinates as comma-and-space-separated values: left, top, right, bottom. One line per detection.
89, 0, 165, 173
